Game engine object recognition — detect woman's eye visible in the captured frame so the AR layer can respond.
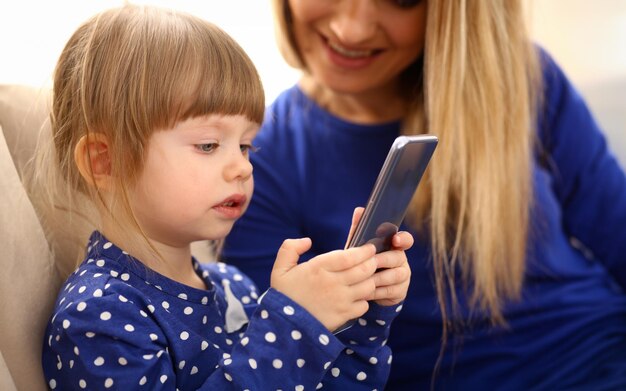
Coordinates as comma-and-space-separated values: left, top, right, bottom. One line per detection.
195, 143, 219, 153
391, 0, 422, 8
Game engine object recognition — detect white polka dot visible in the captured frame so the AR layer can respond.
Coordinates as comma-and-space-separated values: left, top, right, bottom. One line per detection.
118, 295, 128, 302
121, 273, 130, 281
150, 333, 158, 341
242, 296, 251, 304
369, 356, 378, 364
96, 260, 105, 267
319, 334, 329, 345
77, 302, 87, 311
62, 319, 71, 329
118, 357, 127, 365
261, 310, 269, 319
103, 242, 113, 249
139, 376, 147, 385
78, 286, 86, 294
93, 273, 102, 278
201, 341, 209, 350
224, 373, 233, 382
190, 366, 198, 375
202, 315, 208, 324
93, 289, 103, 297
331, 367, 340, 377
396, 304, 403, 312
376, 319, 386, 326
248, 358, 257, 369
283, 305, 295, 315
272, 359, 283, 369
265, 332, 276, 343
184, 306, 193, 315
358, 318, 367, 326
49, 379, 57, 389
224, 358, 232, 366
100, 311, 111, 321
291, 330, 302, 340
79, 379, 87, 389
86, 332, 95, 338
143, 354, 154, 360
180, 331, 189, 340
147, 305, 155, 313
104, 378, 113, 388
296, 386, 304, 391
140, 310, 148, 317
214, 326, 223, 334
356, 371, 367, 381
316, 383, 323, 389
179, 360, 186, 369
94, 357, 105, 366
160, 375, 167, 384
162, 301, 170, 310
388, 355, 393, 365
110, 270, 119, 277
297, 358, 305, 368
201, 297, 208, 305
225, 338, 233, 345
324, 361, 331, 369
178, 293, 188, 300
124, 324, 135, 332
233, 273, 243, 281
240, 337, 249, 346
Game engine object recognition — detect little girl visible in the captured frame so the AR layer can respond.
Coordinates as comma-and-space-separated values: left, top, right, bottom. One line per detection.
40, 5, 413, 390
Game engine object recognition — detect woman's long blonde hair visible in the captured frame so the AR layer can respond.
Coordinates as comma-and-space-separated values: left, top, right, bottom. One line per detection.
272, 0, 541, 326
29, 5, 265, 276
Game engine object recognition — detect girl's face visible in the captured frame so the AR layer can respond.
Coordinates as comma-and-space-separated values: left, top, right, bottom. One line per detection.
129, 114, 258, 247
288, 0, 427, 95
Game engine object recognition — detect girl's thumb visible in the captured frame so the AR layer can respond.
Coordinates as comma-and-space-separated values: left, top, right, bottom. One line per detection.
272, 238, 312, 274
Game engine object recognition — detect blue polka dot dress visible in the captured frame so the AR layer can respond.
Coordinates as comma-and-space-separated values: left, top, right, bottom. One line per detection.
42, 232, 403, 390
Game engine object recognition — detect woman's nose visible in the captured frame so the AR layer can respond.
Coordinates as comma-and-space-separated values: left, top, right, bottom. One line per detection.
329, 0, 378, 45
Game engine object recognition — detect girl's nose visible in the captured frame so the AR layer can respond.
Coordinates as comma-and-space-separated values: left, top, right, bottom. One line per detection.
224, 150, 253, 182
329, 0, 378, 45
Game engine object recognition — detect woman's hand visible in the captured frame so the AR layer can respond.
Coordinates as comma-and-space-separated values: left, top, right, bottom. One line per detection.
270, 237, 377, 332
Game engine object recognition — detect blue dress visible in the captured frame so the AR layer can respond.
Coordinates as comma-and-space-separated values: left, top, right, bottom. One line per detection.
222, 49, 626, 389
42, 231, 402, 390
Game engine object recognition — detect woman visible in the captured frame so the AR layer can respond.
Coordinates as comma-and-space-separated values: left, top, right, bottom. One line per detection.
223, 0, 626, 389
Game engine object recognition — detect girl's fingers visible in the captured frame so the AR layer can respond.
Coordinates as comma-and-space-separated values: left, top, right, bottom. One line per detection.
391, 231, 414, 251
319, 243, 376, 272
372, 264, 410, 287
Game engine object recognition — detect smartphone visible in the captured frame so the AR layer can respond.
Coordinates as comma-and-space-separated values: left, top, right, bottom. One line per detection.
334, 135, 437, 335
347, 135, 438, 253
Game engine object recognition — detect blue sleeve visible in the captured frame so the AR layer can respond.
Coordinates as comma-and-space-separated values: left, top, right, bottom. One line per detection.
538, 50, 626, 286
322, 303, 403, 390
44, 291, 179, 390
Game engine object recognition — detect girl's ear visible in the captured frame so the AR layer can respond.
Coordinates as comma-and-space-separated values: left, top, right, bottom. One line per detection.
74, 132, 112, 190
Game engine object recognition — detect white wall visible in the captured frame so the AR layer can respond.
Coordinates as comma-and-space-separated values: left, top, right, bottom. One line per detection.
1, 0, 624, 165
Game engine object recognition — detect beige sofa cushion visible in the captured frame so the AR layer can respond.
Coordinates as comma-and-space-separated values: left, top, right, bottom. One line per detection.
0, 122, 58, 391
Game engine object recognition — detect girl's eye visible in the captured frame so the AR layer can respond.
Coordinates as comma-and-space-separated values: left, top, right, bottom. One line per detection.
195, 143, 219, 153
391, 0, 422, 8
240, 144, 259, 156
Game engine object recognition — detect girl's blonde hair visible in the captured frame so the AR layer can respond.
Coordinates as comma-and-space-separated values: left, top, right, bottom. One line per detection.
271, 0, 541, 327
31, 5, 264, 275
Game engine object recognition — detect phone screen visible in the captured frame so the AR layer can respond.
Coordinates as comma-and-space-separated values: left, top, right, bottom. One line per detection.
347, 135, 438, 253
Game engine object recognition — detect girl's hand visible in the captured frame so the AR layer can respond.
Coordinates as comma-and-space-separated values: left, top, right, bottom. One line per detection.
346, 207, 414, 307
270, 238, 377, 332
370, 231, 413, 306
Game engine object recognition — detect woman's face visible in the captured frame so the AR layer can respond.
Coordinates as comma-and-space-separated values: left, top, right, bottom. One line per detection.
288, 0, 427, 96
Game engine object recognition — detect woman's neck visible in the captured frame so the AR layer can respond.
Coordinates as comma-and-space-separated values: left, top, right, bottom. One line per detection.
299, 74, 407, 124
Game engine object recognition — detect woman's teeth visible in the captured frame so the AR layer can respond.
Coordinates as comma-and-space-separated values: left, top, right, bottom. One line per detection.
328, 41, 373, 58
